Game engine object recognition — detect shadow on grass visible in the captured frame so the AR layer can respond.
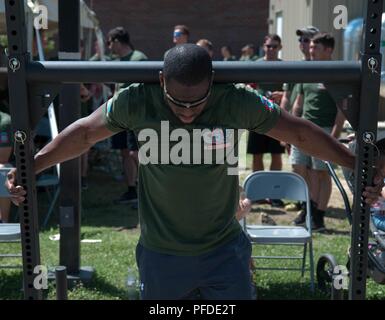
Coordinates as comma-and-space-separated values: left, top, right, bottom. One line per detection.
321, 228, 350, 236
256, 281, 328, 300
251, 207, 287, 216
37, 171, 141, 230
326, 207, 349, 221
0, 270, 24, 299
80, 273, 130, 300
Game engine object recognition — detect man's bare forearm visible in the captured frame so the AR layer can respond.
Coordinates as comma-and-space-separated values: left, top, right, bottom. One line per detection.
34, 119, 93, 174
294, 121, 354, 169
267, 111, 355, 170
33, 104, 115, 174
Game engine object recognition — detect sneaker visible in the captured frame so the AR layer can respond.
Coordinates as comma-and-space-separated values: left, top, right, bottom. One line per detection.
312, 212, 326, 232
270, 199, 285, 208
293, 209, 306, 226
114, 190, 138, 204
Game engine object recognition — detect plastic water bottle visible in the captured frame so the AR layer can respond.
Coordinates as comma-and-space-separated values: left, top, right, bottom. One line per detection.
126, 268, 139, 300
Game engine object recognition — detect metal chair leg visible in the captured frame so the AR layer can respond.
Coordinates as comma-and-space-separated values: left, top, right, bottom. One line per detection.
301, 243, 307, 277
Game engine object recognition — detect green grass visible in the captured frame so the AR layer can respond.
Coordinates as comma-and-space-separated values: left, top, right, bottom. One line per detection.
1, 149, 385, 300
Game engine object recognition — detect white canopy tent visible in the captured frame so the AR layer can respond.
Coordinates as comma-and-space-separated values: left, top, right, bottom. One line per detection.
0, 0, 101, 57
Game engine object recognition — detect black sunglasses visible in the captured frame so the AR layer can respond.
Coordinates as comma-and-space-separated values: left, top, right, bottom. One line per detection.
299, 37, 310, 43
265, 44, 278, 49
163, 73, 214, 109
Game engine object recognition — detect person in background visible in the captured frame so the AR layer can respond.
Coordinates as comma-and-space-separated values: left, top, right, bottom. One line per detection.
246, 34, 285, 208
290, 33, 346, 231
280, 26, 320, 214
108, 26, 147, 207
196, 39, 214, 58
221, 46, 237, 61
239, 44, 258, 61
173, 25, 190, 46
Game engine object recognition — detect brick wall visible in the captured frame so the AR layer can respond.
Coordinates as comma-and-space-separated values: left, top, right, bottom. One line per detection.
85, 0, 269, 60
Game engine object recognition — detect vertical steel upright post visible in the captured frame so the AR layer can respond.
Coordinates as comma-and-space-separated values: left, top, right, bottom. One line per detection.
58, 0, 82, 275
350, 0, 383, 300
4, 0, 42, 299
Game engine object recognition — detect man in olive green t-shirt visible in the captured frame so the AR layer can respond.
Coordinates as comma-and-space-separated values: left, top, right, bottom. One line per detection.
7, 44, 376, 300
290, 33, 346, 231
107, 27, 148, 208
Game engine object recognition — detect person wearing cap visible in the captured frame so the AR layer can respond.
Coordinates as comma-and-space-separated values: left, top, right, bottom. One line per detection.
290, 33, 347, 231
107, 27, 147, 210
296, 26, 320, 60
7, 44, 382, 299
280, 26, 320, 213
239, 44, 258, 61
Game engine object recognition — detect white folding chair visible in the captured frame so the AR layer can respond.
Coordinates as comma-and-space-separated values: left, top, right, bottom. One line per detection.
242, 171, 315, 292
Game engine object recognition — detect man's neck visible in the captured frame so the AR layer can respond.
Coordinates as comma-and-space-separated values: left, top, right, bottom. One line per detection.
118, 46, 133, 58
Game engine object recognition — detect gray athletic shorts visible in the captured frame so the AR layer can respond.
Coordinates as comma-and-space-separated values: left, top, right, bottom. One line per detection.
289, 127, 332, 171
